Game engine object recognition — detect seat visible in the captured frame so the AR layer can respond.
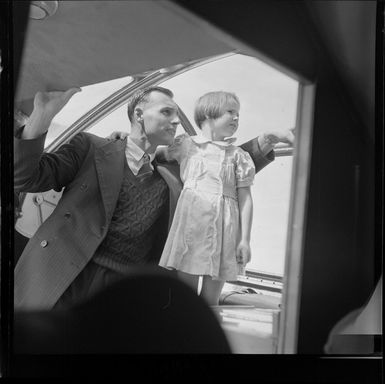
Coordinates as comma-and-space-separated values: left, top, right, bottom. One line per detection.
12, 267, 231, 376
220, 288, 281, 309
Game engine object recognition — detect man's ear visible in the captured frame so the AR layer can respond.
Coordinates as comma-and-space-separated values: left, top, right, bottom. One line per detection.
135, 107, 143, 122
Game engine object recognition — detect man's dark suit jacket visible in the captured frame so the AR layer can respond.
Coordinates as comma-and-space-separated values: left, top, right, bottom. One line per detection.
14, 132, 273, 310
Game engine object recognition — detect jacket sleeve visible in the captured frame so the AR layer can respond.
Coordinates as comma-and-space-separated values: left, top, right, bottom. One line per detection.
14, 131, 91, 193
239, 136, 275, 174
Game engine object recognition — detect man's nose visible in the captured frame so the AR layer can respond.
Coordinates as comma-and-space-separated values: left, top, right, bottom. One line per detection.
172, 115, 180, 125
233, 115, 239, 121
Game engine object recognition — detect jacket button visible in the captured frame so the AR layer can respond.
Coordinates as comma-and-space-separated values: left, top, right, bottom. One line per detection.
40, 240, 48, 248
64, 212, 71, 218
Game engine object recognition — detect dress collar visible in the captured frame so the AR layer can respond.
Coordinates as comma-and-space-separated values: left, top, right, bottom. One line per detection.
191, 133, 237, 147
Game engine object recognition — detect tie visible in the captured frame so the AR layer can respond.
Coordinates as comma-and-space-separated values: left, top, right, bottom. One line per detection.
137, 153, 153, 182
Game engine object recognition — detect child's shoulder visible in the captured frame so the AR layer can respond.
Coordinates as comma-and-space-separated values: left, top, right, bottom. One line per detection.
167, 133, 192, 162
174, 132, 191, 142
170, 133, 192, 148
231, 145, 254, 165
231, 145, 249, 156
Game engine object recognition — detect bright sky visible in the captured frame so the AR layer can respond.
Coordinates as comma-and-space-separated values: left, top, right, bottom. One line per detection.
45, 75, 134, 147
162, 54, 298, 142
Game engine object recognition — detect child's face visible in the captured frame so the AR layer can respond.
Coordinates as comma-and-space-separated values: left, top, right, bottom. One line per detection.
211, 101, 240, 140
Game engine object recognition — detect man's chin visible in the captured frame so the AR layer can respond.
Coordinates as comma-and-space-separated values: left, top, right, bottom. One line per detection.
162, 136, 175, 145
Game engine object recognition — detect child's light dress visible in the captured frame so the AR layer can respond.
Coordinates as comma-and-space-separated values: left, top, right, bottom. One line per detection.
159, 133, 256, 281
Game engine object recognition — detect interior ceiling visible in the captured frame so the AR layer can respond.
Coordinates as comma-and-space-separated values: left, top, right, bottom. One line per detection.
304, 1, 377, 142
15, 0, 233, 108
15, 0, 378, 141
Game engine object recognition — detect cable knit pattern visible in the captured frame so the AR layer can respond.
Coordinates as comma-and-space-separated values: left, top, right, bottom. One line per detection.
93, 162, 168, 273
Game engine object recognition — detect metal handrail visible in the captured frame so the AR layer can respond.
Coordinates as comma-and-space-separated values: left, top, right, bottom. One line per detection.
274, 146, 293, 157
245, 270, 283, 282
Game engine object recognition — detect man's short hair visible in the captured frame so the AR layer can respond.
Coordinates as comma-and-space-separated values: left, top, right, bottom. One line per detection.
194, 91, 240, 129
126, 86, 174, 122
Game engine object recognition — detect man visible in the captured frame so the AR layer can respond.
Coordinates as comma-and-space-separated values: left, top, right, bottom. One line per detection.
14, 86, 293, 310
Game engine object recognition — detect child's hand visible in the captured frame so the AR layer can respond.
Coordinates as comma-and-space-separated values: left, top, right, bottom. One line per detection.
236, 240, 251, 266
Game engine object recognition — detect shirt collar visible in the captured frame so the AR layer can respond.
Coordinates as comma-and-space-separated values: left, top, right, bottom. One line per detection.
191, 132, 237, 147
125, 136, 155, 175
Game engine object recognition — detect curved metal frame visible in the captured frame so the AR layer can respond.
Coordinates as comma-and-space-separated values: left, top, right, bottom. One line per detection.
45, 51, 237, 153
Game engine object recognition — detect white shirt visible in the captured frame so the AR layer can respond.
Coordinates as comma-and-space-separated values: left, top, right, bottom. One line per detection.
125, 136, 155, 176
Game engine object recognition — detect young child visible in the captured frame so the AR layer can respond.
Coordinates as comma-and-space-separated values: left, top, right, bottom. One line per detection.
158, 91, 255, 305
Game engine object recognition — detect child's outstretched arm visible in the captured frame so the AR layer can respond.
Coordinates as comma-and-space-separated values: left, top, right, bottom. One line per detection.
237, 186, 253, 272
240, 127, 295, 173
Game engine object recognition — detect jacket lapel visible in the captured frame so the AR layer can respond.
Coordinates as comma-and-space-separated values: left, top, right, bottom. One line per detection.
94, 139, 126, 222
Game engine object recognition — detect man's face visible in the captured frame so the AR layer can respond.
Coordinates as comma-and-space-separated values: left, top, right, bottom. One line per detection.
139, 91, 180, 146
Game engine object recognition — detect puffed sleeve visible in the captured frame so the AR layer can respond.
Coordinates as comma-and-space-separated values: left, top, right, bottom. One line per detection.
166, 133, 191, 163
235, 148, 256, 188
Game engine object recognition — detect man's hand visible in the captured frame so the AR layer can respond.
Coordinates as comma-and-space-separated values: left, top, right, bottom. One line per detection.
264, 126, 295, 146
22, 88, 81, 139
33, 88, 81, 119
108, 131, 129, 141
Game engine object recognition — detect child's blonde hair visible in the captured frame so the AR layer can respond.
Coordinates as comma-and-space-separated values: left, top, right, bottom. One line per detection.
194, 91, 240, 129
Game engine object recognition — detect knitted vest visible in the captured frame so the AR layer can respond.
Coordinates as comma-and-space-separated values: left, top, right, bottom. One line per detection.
92, 161, 168, 273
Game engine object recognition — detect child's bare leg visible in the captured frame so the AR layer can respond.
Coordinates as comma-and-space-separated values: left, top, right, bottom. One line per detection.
200, 276, 225, 306
177, 271, 200, 294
